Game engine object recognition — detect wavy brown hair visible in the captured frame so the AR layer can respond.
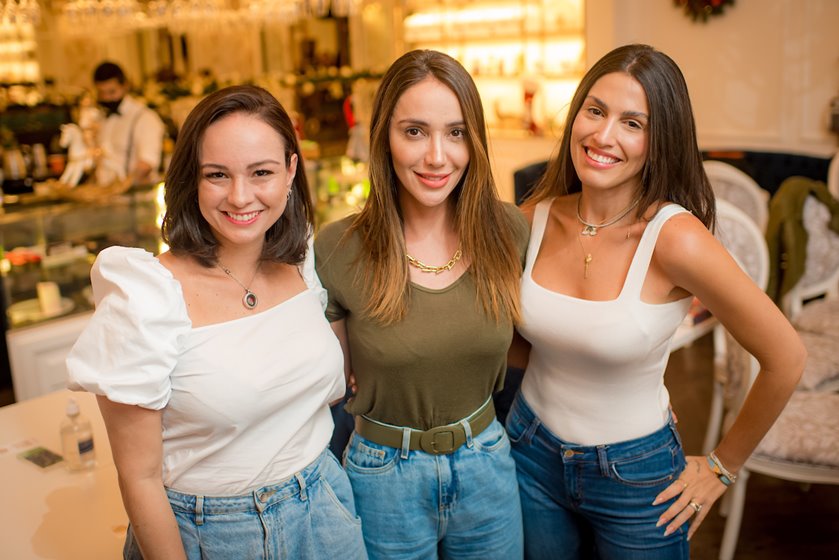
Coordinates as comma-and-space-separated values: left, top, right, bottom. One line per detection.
350, 50, 522, 324
528, 44, 715, 229
162, 85, 314, 267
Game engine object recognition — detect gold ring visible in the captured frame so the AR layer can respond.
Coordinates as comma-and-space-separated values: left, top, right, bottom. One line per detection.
681, 481, 688, 490
688, 501, 703, 513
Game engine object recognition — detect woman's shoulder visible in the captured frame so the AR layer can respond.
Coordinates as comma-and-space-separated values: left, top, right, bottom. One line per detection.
316, 214, 358, 243
653, 205, 715, 267
69, 247, 188, 410
314, 214, 361, 261
91, 246, 184, 309
498, 200, 529, 233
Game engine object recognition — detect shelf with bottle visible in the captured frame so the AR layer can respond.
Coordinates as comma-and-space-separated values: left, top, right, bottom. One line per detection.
402, 0, 585, 135
403, 0, 583, 43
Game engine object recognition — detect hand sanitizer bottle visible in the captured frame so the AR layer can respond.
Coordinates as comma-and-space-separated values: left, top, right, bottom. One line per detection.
60, 398, 96, 471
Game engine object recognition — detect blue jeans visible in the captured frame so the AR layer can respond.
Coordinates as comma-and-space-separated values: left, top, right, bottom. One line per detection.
124, 449, 367, 559
344, 418, 523, 560
506, 392, 688, 560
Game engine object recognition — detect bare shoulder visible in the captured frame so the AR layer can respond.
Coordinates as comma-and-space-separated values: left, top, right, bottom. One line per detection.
654, 208, 722, 274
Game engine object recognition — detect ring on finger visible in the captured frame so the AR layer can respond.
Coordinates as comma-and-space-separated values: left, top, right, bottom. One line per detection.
680, 481, 688, 490
688, 501, 703, 513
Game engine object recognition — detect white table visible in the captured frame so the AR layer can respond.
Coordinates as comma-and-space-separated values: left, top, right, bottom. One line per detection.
0, 390, 127, 559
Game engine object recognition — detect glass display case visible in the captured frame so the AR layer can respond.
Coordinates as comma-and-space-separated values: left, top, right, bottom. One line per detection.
0, 185, 164, 401
0, 162, 369, 402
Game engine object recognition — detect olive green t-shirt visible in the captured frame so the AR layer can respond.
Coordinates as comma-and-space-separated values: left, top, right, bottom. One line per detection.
314, 203, 529, 430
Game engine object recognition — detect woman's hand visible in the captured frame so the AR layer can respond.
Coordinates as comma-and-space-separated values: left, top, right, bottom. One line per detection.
652, 454, 728, 540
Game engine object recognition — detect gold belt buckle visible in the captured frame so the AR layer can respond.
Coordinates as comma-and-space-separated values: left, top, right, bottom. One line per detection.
419, 425, 463, 455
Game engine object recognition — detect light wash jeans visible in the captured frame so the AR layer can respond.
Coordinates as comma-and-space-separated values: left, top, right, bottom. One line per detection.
506, 391, 689, 560
344, 418, 523, 560
124, 449, 367, 560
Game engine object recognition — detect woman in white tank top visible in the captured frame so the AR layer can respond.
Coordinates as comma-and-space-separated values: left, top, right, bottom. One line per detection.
506, 44, 805, 559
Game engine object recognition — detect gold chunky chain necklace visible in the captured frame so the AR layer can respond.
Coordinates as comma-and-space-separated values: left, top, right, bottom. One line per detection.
406, 248, 462, 274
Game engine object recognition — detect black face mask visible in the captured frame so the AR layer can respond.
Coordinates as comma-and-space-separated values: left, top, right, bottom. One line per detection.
99, 99, 123, 116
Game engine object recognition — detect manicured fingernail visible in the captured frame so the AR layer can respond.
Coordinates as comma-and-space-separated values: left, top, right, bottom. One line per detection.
652, 498, 660, 505
656, 518, 664, 527
663, 526, 673, 536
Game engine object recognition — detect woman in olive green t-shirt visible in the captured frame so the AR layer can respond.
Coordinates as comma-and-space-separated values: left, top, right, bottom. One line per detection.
315, 50, 527, 560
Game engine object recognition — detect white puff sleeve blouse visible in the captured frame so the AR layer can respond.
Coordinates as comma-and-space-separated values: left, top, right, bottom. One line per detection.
66, 243, 345, 495
67, 246, 191, 410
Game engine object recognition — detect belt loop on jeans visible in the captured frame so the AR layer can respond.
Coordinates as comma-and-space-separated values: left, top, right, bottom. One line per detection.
400, 427, 411, 460
295, 472, 308, 502
460, 418, 473, 448
194, 495, 205, 526
355, 397, 495, 455
596, 445, 610, 478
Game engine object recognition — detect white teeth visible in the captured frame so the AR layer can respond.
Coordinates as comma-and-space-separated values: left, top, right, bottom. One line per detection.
587, 150, 619, 165
227, 211, 259, 221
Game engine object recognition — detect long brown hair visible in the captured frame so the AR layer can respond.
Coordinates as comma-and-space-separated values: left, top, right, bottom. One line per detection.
351, 49, 522, 324
162, 85, 314, 267
529, 44, 715, 229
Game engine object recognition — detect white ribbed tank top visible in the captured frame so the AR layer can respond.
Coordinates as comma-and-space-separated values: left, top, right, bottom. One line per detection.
519, 198, 693, 445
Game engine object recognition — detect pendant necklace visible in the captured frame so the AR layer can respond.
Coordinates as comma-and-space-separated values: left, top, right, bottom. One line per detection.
576, 233, 600, 279
575, 194, 639, 279
576, 194, 640, 236
406, 247, 462, 274
217, 261, 262, 310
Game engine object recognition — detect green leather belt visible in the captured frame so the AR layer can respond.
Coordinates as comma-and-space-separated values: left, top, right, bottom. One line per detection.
355, 398, 496, 455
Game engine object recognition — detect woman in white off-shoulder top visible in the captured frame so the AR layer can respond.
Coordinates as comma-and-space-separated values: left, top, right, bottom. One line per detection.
66, 85, 367, 560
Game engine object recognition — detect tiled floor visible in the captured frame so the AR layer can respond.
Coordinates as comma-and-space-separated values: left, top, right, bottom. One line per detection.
667, 334, 839, 559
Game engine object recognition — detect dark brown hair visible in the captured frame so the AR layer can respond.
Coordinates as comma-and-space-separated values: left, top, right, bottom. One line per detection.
351, 49, 522, 324
162, 85, 313, 266
529, 44, 715, 229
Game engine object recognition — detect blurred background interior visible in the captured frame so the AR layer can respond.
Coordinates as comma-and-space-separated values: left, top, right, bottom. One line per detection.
0, 1, 837, 558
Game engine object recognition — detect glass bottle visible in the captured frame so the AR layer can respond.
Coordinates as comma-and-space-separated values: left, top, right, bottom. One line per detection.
60, 398, 96, 471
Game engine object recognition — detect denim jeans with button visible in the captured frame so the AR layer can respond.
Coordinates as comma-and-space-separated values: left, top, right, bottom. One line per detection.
344, 418, 523, 560
506, 391, 689, 560
123, 449, 367, 560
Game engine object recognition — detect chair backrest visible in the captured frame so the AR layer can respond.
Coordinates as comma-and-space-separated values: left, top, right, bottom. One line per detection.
714, 198, 770, 291
712, 200, 770, 427
704, 160, 770, 231
781, 196, 839, 319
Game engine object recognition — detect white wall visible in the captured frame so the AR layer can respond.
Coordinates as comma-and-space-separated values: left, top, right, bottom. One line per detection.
586, 0, 839, 157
